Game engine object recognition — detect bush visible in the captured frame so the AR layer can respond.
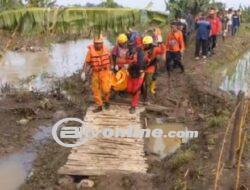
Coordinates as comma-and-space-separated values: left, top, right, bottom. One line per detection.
242, 7, 250, 23
207, 116, 226, 128
169, 150, 195, 171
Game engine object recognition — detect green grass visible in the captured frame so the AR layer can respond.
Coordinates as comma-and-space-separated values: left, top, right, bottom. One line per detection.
169, 150, 195, 171
207, 115, 226, 128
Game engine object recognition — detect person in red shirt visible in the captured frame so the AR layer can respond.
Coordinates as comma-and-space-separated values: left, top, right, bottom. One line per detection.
165, 22, 185, 77
208, 9, 222, 54
127, 63, 144, 114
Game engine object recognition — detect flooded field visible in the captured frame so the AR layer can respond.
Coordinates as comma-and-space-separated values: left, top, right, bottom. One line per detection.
220, 51, 250, 96
0, 39, 112, 91
0, 126, 52, 190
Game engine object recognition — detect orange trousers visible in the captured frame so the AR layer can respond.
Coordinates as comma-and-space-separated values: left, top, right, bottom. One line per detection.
91, 70, 112, 106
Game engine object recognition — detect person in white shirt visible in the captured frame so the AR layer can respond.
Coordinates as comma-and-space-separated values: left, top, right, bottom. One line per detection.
226, 8, 233, 35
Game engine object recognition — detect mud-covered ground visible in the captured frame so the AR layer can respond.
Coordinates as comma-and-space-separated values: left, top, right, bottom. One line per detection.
0, 25, 250, 190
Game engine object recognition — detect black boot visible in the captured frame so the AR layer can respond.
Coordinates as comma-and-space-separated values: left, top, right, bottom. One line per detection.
129, 107, 136, 114
103, 102, 110, 110
118, 91, 126, 97
179, 64, 185, 73
180, 66, 185, 73
93, 106, 103, 113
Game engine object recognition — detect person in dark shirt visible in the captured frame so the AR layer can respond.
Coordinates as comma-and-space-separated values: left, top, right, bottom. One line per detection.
175, 15, 188, 46
232, 11, 240, 36
195, 14, 211, 60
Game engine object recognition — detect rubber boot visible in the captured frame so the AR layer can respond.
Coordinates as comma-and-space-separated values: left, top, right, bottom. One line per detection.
129, 107, 136, 114
150, 81, 156, 95
103, 102, 110, 110
93, 106, 103, 113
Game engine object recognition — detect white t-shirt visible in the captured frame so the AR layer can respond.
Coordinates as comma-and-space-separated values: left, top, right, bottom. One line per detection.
227, 13, 233, 25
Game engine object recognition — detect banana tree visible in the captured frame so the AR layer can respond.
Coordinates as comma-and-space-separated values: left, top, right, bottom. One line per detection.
0, 0, 23, 11
0, 8, 141, 35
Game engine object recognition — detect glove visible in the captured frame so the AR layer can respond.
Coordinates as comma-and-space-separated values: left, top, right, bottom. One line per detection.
124, 64, 129, 69
115, 65, 119, 71
156, 36, 163, 43
81, 72, 86, 82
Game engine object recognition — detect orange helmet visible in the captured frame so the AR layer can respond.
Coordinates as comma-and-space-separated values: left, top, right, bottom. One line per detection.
94, 34, 104, 43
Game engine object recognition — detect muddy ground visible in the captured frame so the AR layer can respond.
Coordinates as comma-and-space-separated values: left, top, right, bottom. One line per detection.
0, 25, 250, 190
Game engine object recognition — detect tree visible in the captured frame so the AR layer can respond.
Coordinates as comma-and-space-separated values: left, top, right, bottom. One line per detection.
0, 0, 23, 11
84, 0, 122, 8
85, 2, 96, 7
145, 1, 153, 10
166, 0, 211, 16
98, 0, 122, 8
26, 0, 56, 7
211, 1, 226, 11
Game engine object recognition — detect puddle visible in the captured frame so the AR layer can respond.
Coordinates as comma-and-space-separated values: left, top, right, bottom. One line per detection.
220, 51, 250, 96
0, 39, 112, 92
0, 125, 52, 190
147, 117, 187, 159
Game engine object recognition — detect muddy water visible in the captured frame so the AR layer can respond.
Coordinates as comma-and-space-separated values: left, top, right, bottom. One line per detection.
220, 51, 250, 96
147, 117, 187, 159
0, 126, 52, 190
0, 39, 112, 91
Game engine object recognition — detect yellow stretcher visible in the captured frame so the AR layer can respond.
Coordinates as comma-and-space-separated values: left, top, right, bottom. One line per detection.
111, 69, 128, 92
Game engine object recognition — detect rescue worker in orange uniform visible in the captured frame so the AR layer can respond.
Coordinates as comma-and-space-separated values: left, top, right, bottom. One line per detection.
82, 35, 112, 113
152, 30, 166, 94
142, 36, 165, 102
165, 22, 185, 77
112, 33, 129, 71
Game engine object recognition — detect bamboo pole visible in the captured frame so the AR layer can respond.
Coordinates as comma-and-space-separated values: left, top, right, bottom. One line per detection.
214, 103, 240, 190
235, 133, 247, 190
234, 100, 249, 190
228, 91, 245, 167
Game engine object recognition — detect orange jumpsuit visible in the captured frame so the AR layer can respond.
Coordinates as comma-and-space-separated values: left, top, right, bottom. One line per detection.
143, 44, 165, 99
85, 45, 112, 106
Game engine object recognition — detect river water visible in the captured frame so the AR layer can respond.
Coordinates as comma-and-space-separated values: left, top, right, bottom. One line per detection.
0, 39, 112, 91
220, 51, 250, 96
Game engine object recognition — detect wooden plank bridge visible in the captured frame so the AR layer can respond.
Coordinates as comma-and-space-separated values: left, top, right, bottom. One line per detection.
58, 104, 148, 176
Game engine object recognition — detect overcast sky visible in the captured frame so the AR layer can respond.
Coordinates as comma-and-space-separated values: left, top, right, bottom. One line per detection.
56, 0, 250, 11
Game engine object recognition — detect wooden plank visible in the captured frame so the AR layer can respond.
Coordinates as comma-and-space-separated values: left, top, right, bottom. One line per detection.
145, 104, 173, 112
65, 161, 147, 168
58, 104, 148, 176
67, 154, 147, 161
72, 148, 144, 155
58, 167, 147, 176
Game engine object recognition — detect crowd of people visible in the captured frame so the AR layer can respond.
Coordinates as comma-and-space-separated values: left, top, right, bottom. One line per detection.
194, 8, 241, 60
81, 7, 241, 114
